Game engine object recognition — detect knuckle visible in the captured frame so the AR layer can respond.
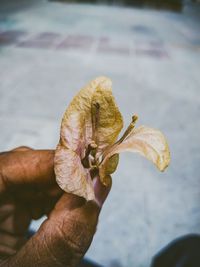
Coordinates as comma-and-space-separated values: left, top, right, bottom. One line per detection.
12, 146, 32, 152
40, 216, 94, 265
58, 216, 94, 255
39, 205, 98, 265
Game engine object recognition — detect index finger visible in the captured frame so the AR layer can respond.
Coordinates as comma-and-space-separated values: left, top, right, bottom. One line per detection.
0, 149, 56, 193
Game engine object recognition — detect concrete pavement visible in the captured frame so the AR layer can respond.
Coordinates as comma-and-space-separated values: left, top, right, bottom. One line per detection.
0, 1, 200, 266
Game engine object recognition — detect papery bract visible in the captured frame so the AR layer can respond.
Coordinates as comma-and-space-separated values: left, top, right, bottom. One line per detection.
55, 77, 170, 201
99, 126, 170, 184
55, 77, 123, 200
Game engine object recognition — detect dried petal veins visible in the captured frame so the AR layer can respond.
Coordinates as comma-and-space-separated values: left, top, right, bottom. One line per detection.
55, 76, 123, 200
55, 145, 95, 200
100, 125, 170, 179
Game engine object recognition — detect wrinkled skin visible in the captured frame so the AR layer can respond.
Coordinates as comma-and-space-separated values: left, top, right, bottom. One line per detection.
0, 147, 110, 267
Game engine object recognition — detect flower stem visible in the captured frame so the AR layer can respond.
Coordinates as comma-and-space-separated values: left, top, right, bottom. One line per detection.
116, 115, 138, 145
98, 115, 138, 164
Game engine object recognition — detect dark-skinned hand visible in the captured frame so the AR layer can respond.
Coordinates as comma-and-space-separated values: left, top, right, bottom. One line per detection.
0, 146, 110, 267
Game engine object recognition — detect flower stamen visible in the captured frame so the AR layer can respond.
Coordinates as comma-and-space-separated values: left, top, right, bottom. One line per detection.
98, 115, 138, 164
116, 115, 138, 145
81, 141, 97, 168
92, 102, 100, 144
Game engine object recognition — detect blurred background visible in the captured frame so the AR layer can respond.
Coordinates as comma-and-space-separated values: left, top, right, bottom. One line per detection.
0, 0, 200, 266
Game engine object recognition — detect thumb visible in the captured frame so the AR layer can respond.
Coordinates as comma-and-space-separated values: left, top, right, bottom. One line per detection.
4, 192, 105, 267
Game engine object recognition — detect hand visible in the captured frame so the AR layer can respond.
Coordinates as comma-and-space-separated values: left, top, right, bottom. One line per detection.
0, 147, 110, 267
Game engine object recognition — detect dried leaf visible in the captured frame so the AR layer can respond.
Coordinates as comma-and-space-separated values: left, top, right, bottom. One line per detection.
91, 86, 123, 152
104, 154, 119, 174
60, 76, 123, 154
55, 76, 170, 201
100, 126, 170, 177
60, 77, 99, 154
55, 76, 123, 200
55, 145, 95, 200
99, 154, 119, 186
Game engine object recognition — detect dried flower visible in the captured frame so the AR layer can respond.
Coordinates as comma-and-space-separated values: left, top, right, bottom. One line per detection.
54, 77, 170, 201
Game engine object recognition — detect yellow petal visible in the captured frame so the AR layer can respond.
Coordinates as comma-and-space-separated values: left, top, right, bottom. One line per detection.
100, 126, 170, 174
60, 76, 123, 155
55, 76, 123, 199
99, 154, 119, 186
60, 77, 102, 154
91, 84, 123, 152
54, 145, 95, 200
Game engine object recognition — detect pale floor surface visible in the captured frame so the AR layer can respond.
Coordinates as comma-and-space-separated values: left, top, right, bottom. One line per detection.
0, 1, 200, 266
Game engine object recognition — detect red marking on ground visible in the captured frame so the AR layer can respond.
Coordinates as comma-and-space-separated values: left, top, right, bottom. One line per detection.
0, 30, 26, 45
17, 32, 61, 48
0, 30, 170, 59
56, 34, 94, 50
97, 38, 130, 55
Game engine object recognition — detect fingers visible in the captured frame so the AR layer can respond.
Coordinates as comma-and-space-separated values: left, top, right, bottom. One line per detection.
5, 194, 101, 267
0, 147, 112, 266
11, 146, 33, 152
0, 149, 56, 193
